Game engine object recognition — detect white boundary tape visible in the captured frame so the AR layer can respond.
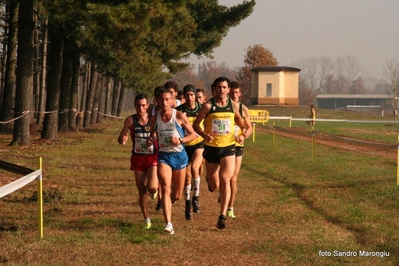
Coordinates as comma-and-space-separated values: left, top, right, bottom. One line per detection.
268, 116, 399, 123
97, 112, 124, 119
0, 111, 31, 124
0, 109, 124, 124
0, 169, 42, 198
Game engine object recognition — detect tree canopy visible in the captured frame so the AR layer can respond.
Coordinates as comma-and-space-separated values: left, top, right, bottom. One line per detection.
43, 0, 256, 93
236, 44, 278, 104
0, 0, 256, 144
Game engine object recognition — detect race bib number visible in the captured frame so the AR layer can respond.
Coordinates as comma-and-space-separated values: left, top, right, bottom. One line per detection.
212, 119, 231, 135
159, 130, 175, 148
134, 138, 153, 154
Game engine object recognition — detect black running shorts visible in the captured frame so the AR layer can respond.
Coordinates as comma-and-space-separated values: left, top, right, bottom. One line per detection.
203, 144, 236, 164
185, 141, 204, 162
235, 146, 244, 157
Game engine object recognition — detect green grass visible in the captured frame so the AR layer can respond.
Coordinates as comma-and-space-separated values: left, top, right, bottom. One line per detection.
1, 107, 399, 265
241, 128, 399, 263
261, 105, 399, 143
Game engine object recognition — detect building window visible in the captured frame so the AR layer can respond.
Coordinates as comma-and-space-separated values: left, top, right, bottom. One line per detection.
266, 83, 272, 96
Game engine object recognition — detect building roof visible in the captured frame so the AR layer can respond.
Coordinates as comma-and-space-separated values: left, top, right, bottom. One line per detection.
251, 66, 301, 72
316, 94, 392, 99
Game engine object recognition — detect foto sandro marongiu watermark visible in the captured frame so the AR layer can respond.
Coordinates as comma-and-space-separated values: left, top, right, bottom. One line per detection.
319, 250, 389, 258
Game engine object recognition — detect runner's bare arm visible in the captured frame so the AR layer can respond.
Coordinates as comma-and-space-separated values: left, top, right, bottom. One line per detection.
175, 111, 197, 144
146, 115, 157, 147
118, 116, 133, 145
233, 102, 249, 138
242, 105, 253, 136
193, 102, 214, 142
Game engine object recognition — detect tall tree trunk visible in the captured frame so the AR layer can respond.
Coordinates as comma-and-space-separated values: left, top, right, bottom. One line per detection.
41, 24, 63, 140
90, 75, 101, 125
104, 77, 111, 116
0, 3, 8, 99
37, 19, 48, 126
69, 49, 80, 131
116, 84, 125, 117
83, 63, 97, 127
77, 60, 89, 129
80, 60, 90, 113
0, 2, 8, 98
12, 0, 34, 145
0, 1, 17, 133
58, 36, 74, 133
33, 15, 40, 121
111, 79, 120, 116
97, 77, 106, 123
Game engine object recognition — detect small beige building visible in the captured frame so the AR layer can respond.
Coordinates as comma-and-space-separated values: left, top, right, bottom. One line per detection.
251, 66, 301, 105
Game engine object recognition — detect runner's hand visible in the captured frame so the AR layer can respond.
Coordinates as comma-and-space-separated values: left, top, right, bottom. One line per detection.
170, 135, 183, 146
122, 133, 128, 145
146, 137, 153, 147
242, 128, 249, 138
205, 133, 214, 143
236, 135, 245, 145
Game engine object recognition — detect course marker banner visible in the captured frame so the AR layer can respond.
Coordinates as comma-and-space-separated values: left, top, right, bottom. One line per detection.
0, 169, 42, 198
248, 110, 269, 125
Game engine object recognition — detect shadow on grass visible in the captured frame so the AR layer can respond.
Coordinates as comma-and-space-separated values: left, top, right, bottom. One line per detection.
99, 218, 157, 243
48, 217, 163, 244
241, 163, 399, 261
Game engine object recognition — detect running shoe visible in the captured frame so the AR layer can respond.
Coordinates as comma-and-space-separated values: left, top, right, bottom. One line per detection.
155, 200, 162, 211
164, 224, 174, 235
185, 200, 192, 220
149, 190, 158, 200
192, 196, 201, 213
227, 209, 236, 219
144, 221, 151, 230
216, 214, 226, 229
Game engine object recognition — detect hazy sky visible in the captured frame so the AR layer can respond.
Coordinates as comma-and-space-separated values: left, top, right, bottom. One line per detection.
185, 0, 399, 79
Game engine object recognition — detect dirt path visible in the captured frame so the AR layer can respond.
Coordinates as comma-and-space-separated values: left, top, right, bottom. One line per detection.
256, 125, 397, 160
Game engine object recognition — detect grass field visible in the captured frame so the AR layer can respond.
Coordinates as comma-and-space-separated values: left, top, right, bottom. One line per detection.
1, 106, 399, 265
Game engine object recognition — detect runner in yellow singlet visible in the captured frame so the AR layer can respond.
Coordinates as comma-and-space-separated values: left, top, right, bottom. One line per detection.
193, 77, 249, 230
227, 81, 253, 219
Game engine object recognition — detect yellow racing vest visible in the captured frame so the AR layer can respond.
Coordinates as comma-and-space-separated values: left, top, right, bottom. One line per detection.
176, 103, 204, 146
234, 103, 244, 147
204, 98, 236, 148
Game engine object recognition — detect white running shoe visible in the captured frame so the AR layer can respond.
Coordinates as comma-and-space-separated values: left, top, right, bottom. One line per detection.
164, 224, 174, 235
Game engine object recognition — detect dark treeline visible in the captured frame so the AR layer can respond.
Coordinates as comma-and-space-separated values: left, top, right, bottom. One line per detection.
0, 0, 255, 145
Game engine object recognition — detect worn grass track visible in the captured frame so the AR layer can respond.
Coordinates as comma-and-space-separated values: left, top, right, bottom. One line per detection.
1, 106, 398, 265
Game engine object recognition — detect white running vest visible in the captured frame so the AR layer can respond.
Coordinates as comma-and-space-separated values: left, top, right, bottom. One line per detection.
156, 109, 184, 153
